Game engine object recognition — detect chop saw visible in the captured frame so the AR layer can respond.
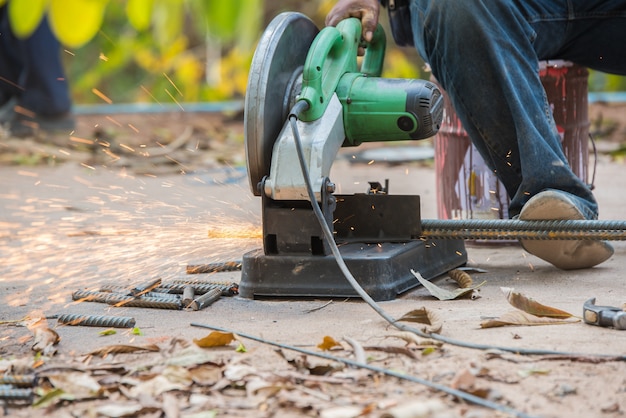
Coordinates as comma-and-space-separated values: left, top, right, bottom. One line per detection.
239, 12, 467, 301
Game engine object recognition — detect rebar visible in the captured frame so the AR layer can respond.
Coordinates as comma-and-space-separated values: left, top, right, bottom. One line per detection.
57, 314, 136, 328
420, 219, 626, 241
186, 288, 222, 311
0, 375, 36, 388
182, 286, 195, 308
186, 261, 242, 274
72, 290, 182, 310
157, 281, 239, 296
141, 291, 181, 300
129, 278, 162, 296
0, 387, 33, 402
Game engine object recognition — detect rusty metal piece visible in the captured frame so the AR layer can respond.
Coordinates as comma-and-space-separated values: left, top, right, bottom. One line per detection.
0, 387, 33, 402
72, 290, 182, 310
186, 288, 222, 311
57, 314, 136, 328
129, 278, 162, 296
186, 261, 242, 274
447, 269, 473, 288
182, 286, 195, 308
158, 281, 239, 296
0, 375, 36, 388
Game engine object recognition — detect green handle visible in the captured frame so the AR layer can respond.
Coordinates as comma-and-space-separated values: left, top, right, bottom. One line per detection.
361, 24, 386, 77
298, 18, 386, 121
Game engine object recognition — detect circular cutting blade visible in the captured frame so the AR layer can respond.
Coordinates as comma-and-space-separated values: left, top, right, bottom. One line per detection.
244, 12, 319, 195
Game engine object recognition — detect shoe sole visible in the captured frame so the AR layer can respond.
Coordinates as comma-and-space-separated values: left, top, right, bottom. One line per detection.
519, 191, 613, 270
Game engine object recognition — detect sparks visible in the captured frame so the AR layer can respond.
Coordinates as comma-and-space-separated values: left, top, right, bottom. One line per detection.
92, 88, 113, 104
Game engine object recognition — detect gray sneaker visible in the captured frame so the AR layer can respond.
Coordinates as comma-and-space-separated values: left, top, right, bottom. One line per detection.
519, 190, 614, 270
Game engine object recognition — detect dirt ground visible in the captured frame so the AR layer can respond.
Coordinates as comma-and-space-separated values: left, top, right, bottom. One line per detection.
0, 102, 625, 418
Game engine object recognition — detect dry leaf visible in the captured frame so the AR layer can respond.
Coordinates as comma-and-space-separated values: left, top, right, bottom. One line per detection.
501, 287, 574, 318
480, 311, 580, 328
193, 331, 236, 348
317, 336, 342, 351
27, 317, 60, 355
46, 371, 102, 400
448, 269, 473, 288
397, 307, 443, 334
165, 346, 218, 367
94, 400, 145, 416
411, 269, 485, 300
380, 399, 452, 418
88, 344, 160, 357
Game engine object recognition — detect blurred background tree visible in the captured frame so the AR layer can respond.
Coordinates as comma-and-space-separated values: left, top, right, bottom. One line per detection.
2, 0, 624, 106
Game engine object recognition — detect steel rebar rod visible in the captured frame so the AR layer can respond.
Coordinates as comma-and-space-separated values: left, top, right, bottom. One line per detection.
420, 219, 626, 241
72, 290, 182, 310
186, 261, 242, 274
156, 281, 239, 296
57, 314, 136, 328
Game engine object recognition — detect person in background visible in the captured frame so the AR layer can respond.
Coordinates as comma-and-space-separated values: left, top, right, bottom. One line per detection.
326, 0, 626, 270
0, 6, 74, 138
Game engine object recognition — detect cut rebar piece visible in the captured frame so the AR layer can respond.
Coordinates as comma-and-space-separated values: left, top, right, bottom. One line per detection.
0, 375, 36, 388
141, 292, 181, 300
57, 314, 136, 328
72, 290, 182, 310
421, 219, 626, 241
186, 261, 242, 274
158, 281, 239, 296
182, 286, 195, 308
186, 288, 221, 311
129, 278, 162, 296
0, 387, 33, 402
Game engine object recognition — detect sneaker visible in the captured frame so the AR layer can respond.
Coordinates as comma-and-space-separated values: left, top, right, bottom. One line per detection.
518, 190, 613, 270
8, 107, 75, 138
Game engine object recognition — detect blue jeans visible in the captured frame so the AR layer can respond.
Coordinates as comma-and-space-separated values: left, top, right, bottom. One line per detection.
0, 7, 72, 116
410, 0, 626, 219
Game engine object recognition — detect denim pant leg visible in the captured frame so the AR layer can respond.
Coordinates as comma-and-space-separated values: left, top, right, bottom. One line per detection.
18, 16, 72, 116
0, 9, 71, 116
410, 0, 626, 219
0, 7, 22, 103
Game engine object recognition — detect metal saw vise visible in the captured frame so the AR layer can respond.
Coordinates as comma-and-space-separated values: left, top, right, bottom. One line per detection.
239, 12, 466, 301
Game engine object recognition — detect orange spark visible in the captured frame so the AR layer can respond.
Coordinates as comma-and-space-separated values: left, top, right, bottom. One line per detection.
92, 88, 113, 104
164, 88, 184, 111
163, 73, 183, 97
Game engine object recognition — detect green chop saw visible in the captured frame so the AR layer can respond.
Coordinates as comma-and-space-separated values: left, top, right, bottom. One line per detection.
239, 12, 466, 301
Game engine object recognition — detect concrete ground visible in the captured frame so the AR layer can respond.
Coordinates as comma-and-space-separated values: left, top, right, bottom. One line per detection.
0, 146, 625, 417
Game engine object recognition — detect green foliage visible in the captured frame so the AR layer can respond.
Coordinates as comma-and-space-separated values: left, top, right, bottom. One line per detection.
59, 0, 261, 104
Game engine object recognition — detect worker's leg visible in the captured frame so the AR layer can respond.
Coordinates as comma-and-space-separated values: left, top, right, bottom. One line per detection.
14, 15, 72, 118
0, 10, 74, 136
0, 6, 22, 108
410, 0, 626, 268
410, 0, 626, 219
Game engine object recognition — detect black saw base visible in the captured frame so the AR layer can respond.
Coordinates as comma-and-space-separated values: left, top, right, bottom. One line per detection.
239, 239, 467, 301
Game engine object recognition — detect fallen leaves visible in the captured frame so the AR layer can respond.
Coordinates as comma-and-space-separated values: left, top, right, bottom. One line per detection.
411, 269, 485, 301
88, 344, 160, 357
481, 287, 579, 328
26, 316, 60, 356
397, 307, 443, 334
501, 287, 574, 319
